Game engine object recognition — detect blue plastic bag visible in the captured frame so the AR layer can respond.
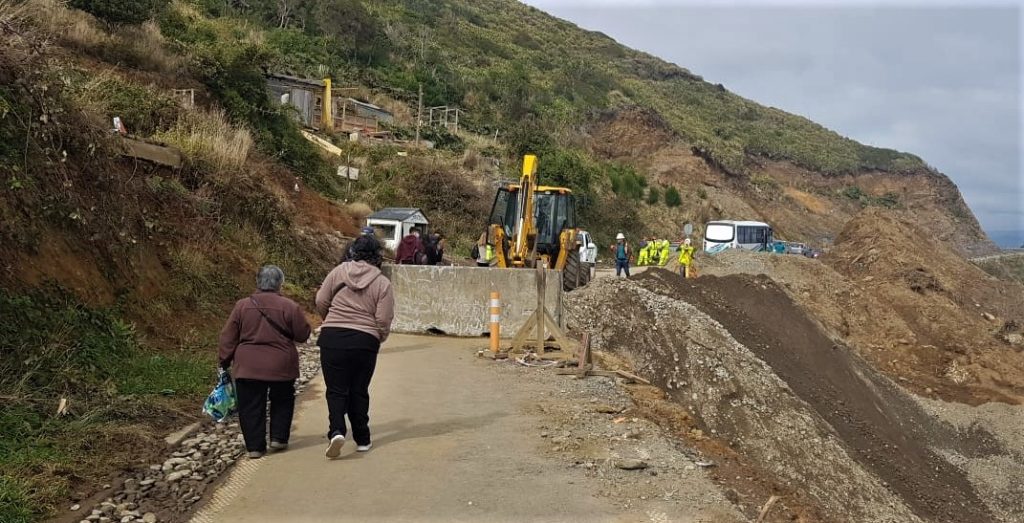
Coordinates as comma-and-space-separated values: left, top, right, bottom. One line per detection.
202, 368, 237, 422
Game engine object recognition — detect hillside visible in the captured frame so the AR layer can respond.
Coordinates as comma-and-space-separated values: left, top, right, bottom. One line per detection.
156, 0, 989, 254
0, 0, 1004, 520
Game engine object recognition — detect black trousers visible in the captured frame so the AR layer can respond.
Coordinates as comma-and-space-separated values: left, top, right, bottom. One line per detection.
320, 349, 378, 445
235, 378, 296, 452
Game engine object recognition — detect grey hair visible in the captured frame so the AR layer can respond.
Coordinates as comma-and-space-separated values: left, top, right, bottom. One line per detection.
256, 265, 285, 291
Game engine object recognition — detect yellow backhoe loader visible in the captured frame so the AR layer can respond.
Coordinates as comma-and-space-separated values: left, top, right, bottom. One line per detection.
486, 154, 591, 291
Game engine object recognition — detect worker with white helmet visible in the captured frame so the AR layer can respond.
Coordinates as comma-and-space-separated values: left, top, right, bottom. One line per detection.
610, 233, 632, 278
677, 237, 696, 278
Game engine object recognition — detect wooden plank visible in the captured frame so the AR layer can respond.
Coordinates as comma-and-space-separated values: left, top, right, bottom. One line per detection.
614, 369, 651, 385
510, 311, 538, 352
577, 334, 592, 378
756, 495, 780, 522
536, 266, 545, 354
120, 138, 182, 168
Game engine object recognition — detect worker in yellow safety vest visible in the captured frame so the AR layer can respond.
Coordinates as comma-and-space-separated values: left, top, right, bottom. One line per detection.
658, 239, 670, 266
677, 238, 695, 278
475, 232, 495, 267
637, 237, 650, 266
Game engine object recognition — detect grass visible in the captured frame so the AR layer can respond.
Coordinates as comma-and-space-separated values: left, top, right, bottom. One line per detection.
155, 107, 254, 172
0, 288, 213, 522
976, 255, 1024, 285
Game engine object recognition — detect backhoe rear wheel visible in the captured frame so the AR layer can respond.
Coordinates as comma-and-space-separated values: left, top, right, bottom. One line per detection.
562, 250, 591, 292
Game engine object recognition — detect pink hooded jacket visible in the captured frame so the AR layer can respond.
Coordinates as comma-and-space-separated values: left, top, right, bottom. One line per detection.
315, 261, 395, 342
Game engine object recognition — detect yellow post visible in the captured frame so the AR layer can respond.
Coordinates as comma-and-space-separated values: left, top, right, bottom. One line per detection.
489, 291, 501, 353
322, 78, 334, 132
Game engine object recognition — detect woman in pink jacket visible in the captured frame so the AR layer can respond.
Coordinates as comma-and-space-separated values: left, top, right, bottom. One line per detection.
315, 236, 395, 458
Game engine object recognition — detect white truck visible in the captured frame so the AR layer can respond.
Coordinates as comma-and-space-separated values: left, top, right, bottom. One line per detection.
578, 230, 598, 278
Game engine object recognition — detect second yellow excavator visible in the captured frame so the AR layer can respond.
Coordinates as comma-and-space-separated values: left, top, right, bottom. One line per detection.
486, 154, 591, 291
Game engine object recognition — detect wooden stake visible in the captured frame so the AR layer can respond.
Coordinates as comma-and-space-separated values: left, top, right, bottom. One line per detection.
756, 495, 780, 522
536, 265, 545, 355
577, 333, 592, 379
414, 83, 423, 146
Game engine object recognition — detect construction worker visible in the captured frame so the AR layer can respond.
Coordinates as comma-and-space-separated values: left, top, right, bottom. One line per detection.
678, 238, 695, 278
475, 231, 494, 267
637, 237, 650, 266
611, 233, 632, 278
658, 238, 671, 266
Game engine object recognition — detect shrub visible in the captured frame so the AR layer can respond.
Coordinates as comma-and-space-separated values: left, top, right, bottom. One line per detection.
70, 74, 179, 136
606, 164, 645, 201
345, 201, 373, 221
664, 186, 682, 207
646, 186, 660, 205
421, 125, 465, 153
841, 186, 866, 201
697, 187, 708, 200
70, 0, 169, 25
874, 192, 900, 209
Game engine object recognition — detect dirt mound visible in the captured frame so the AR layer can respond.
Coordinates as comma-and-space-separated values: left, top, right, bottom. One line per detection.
566, 272, 1013, 522
586, 106, 677, 160
567, 277, 915, 521
827, 209, 1024, 402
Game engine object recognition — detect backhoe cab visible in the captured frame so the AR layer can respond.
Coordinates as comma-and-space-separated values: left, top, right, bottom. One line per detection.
486, 155, 591, 291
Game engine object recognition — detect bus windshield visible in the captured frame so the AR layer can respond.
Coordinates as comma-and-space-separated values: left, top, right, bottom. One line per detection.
706, 223, 735, 243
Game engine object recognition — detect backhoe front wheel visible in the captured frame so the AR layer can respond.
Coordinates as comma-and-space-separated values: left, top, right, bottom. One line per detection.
563, 250, 591, 291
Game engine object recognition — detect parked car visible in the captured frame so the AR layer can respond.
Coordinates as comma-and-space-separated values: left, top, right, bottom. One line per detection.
787, 242, 807, 255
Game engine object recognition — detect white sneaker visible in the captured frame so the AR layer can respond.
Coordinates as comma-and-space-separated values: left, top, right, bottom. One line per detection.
325, 435, 345, 458
356, 443, 372, 453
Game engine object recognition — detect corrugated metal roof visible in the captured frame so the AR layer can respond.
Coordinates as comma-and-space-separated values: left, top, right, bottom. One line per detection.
266, 74, 324, 87
367, 207, 428, 222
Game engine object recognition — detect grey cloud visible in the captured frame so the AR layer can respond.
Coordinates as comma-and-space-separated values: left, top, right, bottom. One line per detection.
524, 3, 1022, 235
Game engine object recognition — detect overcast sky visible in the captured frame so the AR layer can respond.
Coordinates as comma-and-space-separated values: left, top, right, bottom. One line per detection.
523, 0, 1023, 242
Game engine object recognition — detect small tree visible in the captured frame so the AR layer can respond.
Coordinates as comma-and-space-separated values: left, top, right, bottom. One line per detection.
71, 0, 168, 25
664, 186, 682, 207
646, 186, 660, 205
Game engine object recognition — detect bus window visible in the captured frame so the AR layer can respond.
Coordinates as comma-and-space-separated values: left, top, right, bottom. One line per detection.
706, 223, 735, 243
737, 226, 764, 244
737, 226, 771, 248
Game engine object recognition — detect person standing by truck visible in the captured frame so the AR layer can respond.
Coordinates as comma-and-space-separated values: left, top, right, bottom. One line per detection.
611, 233, 632, 278
677, 238, 695, 278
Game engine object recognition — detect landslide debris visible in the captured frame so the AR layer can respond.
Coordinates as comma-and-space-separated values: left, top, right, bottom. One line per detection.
565, 272, 1011, 522
693, 210, 1024, 405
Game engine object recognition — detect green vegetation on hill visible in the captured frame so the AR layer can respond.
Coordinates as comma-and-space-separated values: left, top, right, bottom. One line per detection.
0, 288, 211, 523
170, 0, 924, 177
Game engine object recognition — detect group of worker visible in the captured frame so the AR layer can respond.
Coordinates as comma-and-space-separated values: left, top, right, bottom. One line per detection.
636, 237, 672, 267
611, 233, 696, 279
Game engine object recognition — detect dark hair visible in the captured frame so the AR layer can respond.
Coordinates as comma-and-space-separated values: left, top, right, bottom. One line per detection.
349, 236, 383, 267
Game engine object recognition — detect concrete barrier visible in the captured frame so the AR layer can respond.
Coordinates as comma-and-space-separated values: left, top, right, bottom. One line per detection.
382, 265, 562, 337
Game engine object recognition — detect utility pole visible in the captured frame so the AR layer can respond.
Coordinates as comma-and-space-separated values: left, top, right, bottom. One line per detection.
415, 83, 423, 146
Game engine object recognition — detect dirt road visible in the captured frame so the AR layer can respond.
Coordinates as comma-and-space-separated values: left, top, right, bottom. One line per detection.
190, 335, 739, 523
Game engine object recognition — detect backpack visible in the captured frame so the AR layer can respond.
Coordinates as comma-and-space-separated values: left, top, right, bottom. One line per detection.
423, 235, 441, 264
